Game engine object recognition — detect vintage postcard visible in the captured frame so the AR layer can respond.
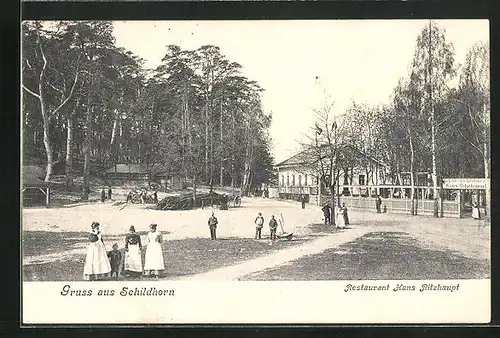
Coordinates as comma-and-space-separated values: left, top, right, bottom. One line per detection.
21, 19, 490, 324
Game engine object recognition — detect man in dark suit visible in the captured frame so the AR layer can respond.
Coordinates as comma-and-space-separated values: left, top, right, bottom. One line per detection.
322, 204, 332, 225
208, 212, 218, 240
269, 215, 278, 243
376, 195, 382, 213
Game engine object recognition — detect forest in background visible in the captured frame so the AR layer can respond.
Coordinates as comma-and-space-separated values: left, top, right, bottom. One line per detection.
22, 21, 490, 211
22, 21, 275, 199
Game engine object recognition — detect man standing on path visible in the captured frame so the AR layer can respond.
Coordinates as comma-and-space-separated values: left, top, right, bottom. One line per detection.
254, 212, 264, 239
107, 186, 112, 200
269, 215, 278, 243
376, 195, 382, 213
301, 195, 306, 209
101, 188, 106, 203
208, 212, 218, 240
322, 204, 332, 225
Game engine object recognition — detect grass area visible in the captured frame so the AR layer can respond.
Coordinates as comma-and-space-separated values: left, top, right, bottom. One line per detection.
241, 231, 491, 281
22, 230, 310, 281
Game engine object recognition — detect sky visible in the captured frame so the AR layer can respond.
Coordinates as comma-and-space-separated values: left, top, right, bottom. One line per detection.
112, 20, 489, 163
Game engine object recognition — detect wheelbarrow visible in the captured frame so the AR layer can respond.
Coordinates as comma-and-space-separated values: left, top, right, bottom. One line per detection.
277, 213, 294, 241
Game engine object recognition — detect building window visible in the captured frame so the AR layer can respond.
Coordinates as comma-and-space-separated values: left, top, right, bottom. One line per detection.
292, 174, 296, 186
287, 174, 290, 186
305, 174, 308, 186
359, 175, 365, 186
281, 175, 285, 186
298, 175, 302, 186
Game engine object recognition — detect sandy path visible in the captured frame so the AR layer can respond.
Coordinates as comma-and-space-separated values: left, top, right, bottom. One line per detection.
177, 225, 372, 281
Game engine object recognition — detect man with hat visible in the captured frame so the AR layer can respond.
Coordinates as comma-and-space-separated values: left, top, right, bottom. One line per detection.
254, 212, 264, 239
269, 215, 278, 243
208, 212, 218, 240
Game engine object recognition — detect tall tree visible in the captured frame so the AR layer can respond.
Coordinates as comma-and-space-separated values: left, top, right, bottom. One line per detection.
410, 21, 455, 217
456, 41, 490, 214
22, 22, 80, 181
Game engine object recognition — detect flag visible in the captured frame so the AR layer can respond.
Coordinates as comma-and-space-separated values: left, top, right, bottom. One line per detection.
316, 123, 322, 135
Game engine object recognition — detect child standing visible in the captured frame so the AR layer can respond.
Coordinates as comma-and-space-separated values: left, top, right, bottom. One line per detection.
108, 243, 122, 279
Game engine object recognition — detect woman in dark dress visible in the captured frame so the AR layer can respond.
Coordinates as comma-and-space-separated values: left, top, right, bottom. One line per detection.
342, 202, 349, 225
124, 226, 143, 277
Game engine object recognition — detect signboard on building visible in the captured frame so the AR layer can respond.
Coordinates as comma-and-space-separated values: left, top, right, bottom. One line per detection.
442, 178, 489, 190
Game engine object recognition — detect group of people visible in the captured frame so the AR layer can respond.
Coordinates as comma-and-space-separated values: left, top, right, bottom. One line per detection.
254, 212, 279, 242
100, 187, 112, 202
321, 202, 350, 229
83, 222, 165, 281
126, 189, 158, 204
207, 211, 280, 243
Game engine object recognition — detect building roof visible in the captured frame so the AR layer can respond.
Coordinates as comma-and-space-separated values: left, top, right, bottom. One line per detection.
23, 165, 45, 179
275, 148, 317, 168
275, 145, 387, 169
105, 163, 168, 175
23, 166, 49, 187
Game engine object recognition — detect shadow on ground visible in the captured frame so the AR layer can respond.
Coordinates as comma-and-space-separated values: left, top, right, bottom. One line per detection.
22, 231, 312, 281
241, 231, 491, 281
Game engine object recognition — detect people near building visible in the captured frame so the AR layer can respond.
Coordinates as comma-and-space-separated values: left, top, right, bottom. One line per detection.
101, 188, 106, 202
83, 222, 111, 281
342, 202, 349, 225
301, 195, 306, 209
143, 224, 164, 278
208, 212, 218, 240
126, 191, 133, 203
107, 186, 112, 200
375, 195, 382, 213
269, 215, 278, 243
219, 194, 228, 210
472, 202, 481, 220
124, 225, 143, 277
254, 212, 264, 239
322, 204, 332, 225
336, 206, 345, 229
153, 189, 158, 204
107, 243, 122, 279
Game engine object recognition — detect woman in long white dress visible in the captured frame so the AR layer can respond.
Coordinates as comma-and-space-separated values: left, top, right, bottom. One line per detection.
143, 224, 164, 278
336, 206, 346, 229
124, 225, 143, 277
83, 222, 111, 281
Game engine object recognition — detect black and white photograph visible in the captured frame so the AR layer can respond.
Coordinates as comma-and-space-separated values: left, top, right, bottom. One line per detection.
21, 20, 490, 324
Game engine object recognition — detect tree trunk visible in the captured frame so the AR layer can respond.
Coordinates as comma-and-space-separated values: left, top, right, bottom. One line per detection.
219, 96, 224, 187
65, 113, 74, 191
192, 176, 197, 208
329, 185, 336, 226
36, 39, 53, 182
82, 91, 93, 201
41, 105, 53, 182
483, 103, 490, 217
408, 129, 417, 215
431, 110, 439, 217
428, 21, 439, 217
205, 104, 209, 183
118, 118, 123, 163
